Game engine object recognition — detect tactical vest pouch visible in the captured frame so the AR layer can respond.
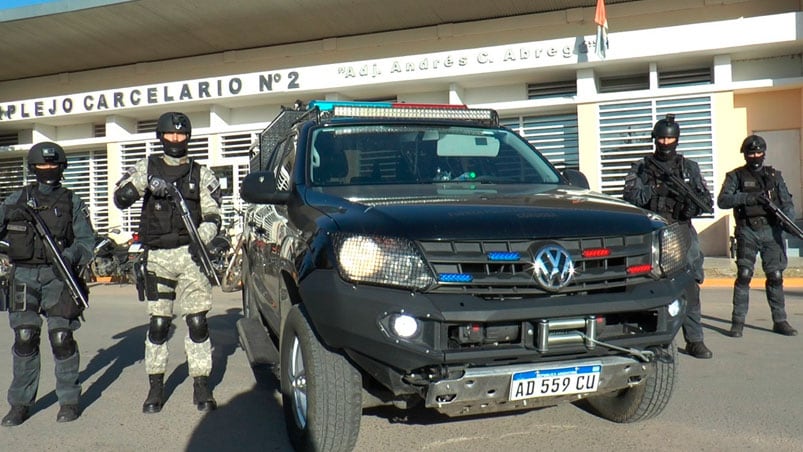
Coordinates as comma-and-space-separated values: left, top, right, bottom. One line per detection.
46, 274, 87, 320
6, 223, 35, 261
9, 282, 29, 312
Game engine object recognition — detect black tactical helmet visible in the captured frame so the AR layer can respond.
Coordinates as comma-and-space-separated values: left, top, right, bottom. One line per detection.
156, 112, 191, 158
740, 135, 767, 154
651, 114, 680, 140
740, 134, 767, 171
651, 114, 680, 160
28, 141, 67, 185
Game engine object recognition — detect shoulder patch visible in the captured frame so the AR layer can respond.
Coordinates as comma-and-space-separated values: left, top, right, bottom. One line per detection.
207, 176, 221, 193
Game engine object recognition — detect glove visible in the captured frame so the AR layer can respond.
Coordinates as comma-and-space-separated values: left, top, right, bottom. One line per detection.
188, 242, 204, 267
758, 193, 772, 206
62, 249, 78, 267
147, 176, 171, 198
681, 202, 698, 219
6, 206, 33, 222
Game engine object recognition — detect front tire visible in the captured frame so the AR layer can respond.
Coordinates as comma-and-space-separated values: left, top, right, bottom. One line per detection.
584, 342, 677, 423
280, 305, 362, 452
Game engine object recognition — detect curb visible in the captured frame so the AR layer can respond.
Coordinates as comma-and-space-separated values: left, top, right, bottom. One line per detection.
701, 277, 803, 288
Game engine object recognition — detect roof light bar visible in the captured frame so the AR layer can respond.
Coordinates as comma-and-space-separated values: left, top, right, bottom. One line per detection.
308, 100, 498, 125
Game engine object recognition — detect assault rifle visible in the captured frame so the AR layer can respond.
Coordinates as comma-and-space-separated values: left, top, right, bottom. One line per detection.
648, 158, 714, 215
760, 194, 803, 240
167, 185, 221, 286
24, 198, 89, 309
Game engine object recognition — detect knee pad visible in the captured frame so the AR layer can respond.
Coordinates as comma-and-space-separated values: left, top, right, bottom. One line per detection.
186, 312, 209, 343
148, 316, 172, 345
736, 266, 753, 286
766, 270, 784, 287
13, 326, 41, 357
49, 328, 77, 360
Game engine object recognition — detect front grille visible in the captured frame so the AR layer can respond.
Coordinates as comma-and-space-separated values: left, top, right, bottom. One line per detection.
420, 234, 654, 296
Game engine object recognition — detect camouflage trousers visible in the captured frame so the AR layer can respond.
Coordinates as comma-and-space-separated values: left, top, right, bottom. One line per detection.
144, 246, 213, 377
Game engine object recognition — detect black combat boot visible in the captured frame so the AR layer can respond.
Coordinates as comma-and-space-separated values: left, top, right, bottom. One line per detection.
729, 322, 744, 338
192, 376, 217, 412
686, 341, 713, 359
1, 405, 30, 427
57, 404, 81, 423
142, 373, 165, 413
773, 321, 798, 336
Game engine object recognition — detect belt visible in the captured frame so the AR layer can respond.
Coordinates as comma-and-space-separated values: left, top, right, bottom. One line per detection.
736, 216, 773, 229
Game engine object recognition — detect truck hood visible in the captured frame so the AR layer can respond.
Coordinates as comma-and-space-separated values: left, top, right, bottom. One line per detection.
304, 184, 663, 239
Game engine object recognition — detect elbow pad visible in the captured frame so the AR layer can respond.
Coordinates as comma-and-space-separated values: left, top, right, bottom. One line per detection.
114, 182, 140, 209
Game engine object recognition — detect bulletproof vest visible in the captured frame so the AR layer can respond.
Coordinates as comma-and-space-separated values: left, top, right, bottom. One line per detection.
644, 154, 685, 222
139, 155, 202, 248
7, 185, 74, 265
735, 166, 778, 220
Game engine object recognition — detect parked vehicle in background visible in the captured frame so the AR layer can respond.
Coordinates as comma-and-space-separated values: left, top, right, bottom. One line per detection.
91, 229, 143, 284
237, 101, 695, 451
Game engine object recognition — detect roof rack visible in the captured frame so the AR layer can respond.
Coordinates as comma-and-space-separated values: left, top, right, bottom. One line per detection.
309, 100, 499, 126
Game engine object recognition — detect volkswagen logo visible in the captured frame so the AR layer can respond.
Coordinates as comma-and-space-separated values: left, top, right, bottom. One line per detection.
532, 245, 574, 291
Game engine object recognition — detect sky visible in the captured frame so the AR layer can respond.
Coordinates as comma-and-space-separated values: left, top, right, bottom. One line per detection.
0, 0, 61, 10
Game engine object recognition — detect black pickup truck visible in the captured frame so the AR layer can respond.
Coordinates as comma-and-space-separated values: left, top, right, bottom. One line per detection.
237, 101, 694, 451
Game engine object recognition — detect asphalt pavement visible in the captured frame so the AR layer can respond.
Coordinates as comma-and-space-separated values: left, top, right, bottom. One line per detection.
0, 284, 801, 451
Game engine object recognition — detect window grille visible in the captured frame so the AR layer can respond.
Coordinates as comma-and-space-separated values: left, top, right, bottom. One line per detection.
221, 133, 253, 158
500, 113, 579, 171
658, 68, 712, 88
527, 80, 577, 100
599, 73, 649, 93
0, 157, 25, 199
63, 150, 110, 233
93, 123, 106, 138
0, 133, 18, 146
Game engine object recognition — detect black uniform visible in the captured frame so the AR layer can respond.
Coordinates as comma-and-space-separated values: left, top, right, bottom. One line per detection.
717, 164, 797, 335
0, 183, 94, 424
624, 153, 713, 345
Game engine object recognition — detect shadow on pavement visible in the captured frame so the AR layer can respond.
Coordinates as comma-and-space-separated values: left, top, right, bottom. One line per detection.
186, 364, 292, 451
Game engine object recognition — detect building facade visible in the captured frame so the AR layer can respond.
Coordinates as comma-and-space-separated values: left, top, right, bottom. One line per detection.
1, 0, 802, 256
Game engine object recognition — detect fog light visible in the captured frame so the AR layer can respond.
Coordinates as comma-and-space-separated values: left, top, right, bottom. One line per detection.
667, 299, 681, 317
391, 314, 419, 339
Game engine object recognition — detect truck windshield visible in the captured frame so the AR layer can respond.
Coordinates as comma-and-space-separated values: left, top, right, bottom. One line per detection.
308, 124, 562, 186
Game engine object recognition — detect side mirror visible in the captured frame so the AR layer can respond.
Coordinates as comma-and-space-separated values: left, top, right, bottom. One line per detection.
562, 169, 589, 189
240, 171, 290, 205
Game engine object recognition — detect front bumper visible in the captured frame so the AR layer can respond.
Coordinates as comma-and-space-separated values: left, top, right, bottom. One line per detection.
298, 268, 692, 396
424, 354, 652, 417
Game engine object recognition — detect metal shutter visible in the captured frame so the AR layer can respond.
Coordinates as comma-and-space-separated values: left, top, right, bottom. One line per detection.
500, 113, 579, 171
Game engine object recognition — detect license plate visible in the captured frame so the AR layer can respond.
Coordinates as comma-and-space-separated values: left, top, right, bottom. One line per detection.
509, 364, 601, 401
128, 243, 142, 252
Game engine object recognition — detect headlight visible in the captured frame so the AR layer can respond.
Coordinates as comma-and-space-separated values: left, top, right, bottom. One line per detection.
651, 223, 691, 278
332, 234, 434, 290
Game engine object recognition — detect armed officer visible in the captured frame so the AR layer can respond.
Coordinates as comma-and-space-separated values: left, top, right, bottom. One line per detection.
717, 135, 797, 337
114, 112, 222, 413
0, 142, 94, 426
623, 114, 714, 359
